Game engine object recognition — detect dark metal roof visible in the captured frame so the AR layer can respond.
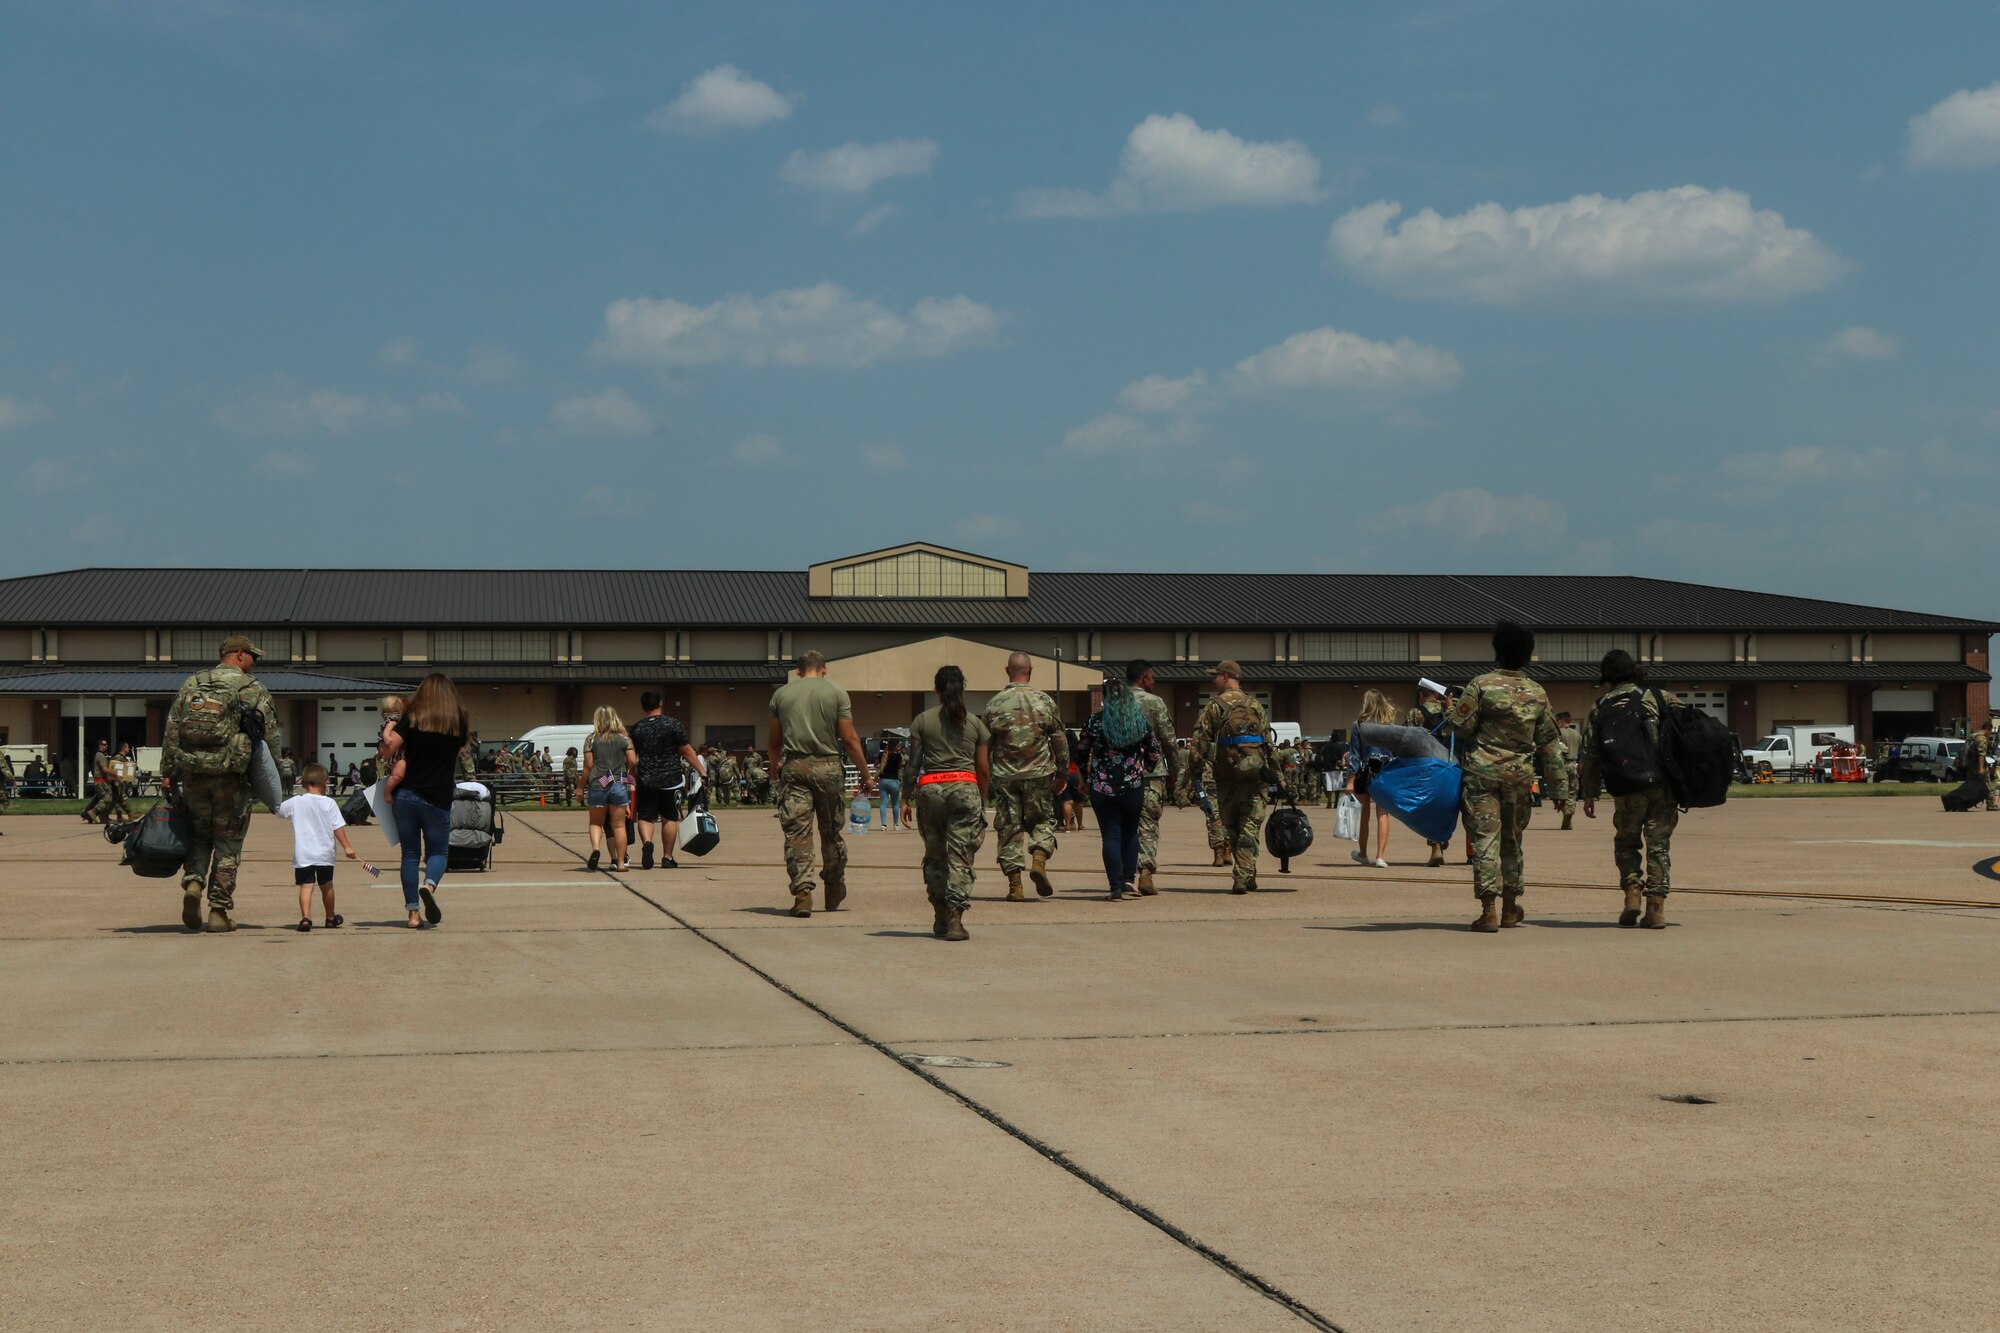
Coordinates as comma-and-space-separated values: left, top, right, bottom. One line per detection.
0, 667, 405, 696
351, 662, 788, 685
0, 567, 1990, 633
1146, 661, 1990, 685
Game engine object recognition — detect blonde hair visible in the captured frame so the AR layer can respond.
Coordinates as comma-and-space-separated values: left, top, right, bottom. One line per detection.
380, 695, 406, 718
590, 705, 627, 741
1359, 689, 1398, 725
405, 674, 467, 737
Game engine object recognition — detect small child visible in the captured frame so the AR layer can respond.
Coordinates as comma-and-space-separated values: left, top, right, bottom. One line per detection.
278, 763, 360, 932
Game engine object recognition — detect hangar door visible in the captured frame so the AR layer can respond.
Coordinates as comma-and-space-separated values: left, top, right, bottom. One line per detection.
316, 697, 385, 770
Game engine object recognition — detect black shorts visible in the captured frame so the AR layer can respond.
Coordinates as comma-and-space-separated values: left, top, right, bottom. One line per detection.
295, 865, 334, 886
635, 783, 683, 823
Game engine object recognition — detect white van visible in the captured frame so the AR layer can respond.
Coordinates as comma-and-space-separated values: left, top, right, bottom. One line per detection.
1268, 722, 1303, 747
1892, 736, 1964, 782
1740, 724, 1855, 776
513, 724, 597, 765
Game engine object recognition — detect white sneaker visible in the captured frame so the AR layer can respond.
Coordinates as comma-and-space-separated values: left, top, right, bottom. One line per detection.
1373, 858, 1388, 869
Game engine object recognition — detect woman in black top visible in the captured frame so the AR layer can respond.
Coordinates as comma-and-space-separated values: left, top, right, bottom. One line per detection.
877, 738, 905, 831
384, 672, 468, 928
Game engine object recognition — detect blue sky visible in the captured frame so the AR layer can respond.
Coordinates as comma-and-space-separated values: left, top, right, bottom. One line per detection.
1, 0, 1995, 624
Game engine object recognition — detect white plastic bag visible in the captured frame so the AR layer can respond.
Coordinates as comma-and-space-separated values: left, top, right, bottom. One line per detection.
1333, 792, 1360, 841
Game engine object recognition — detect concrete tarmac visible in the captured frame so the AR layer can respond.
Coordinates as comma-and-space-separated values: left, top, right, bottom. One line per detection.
1, 797, 1995, 1331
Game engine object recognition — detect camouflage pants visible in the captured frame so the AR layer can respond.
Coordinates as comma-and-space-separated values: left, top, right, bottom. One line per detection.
180, 774, 252, 911
991, 774, 1057, 874
1137, 776, 1167, 872
916, 781, 987, 911
1562, 763, 1580, 825
776, 757, 847, 896
1213, 771, 1268, 890
1463, 773, 1532, 900
1204, 809, 1227, 852
713, 776, 738, 807
1613, 784, 1679, 896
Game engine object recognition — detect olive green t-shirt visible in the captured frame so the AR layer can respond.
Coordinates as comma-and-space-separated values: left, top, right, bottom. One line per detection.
770, 675, 853, 759
909, 705, 990, 775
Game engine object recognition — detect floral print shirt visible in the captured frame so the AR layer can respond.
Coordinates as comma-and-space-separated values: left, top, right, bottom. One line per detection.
1075, 710, 1163, 797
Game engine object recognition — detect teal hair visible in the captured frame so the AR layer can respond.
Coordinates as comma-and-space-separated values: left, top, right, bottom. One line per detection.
1100, 674, 1148, 748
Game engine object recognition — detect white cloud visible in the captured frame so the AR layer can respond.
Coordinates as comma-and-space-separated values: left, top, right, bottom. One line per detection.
731, 433, 789, 466
849, 202, 902, 237
416, 391, 467, 414
1056, 413, 1174, 457
24, 457, 86, 494
1813, 326, 1901, 365
594, 283, 1000, 370
860, 444, 906, 473
1907, 81, 2000, 170
464, 345, 520, 385
1366, 488, 1568, 547
782, 139, 936, 195
1365, 103, 1404, 127
550, 387, 654, 436
377, 336, 420, 369
0, 394, 53, 431
215, 381, 410, 435
1015, 112, 1323, 218
647, 64, 793, 134
1328, 186, 1848, 305
253, 448, 320, 479
1718, 445, 1899, 490
1227, 327, 1463, 396
1117, 370, 1214, 415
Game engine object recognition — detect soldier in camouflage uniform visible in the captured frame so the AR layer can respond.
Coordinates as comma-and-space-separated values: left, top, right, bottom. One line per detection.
982, 651, 1069, 900
905, 665, 989, 941
743, 752, 770, 804
711, 750, 740, 806
770, 652, 874, 917
162, 636, 283, 932
1579, 650, 1678, 930
1127, 661, 1179, 895
1406, 685, 1454, 866
1967, 719, 1996, 811
80, 740, 113, 823
278, 748, 298, 799
0, 749, 13, 826
1555, 712, 1582, 830
102, 743, 136, 824
1189, 661, 1275, 894
1174, 741, 1229, 866
1444, 622, 1570, 934
561, 748, 579, 805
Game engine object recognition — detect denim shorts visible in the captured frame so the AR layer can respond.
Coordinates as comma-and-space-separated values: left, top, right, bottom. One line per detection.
587, 779, 631, 809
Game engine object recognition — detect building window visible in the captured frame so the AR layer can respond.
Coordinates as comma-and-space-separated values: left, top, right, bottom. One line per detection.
168, 629, 284, 661
1536, 632, 1640, 662
431, 629, 555, 662
829, 550, 1007, 598
1296, 631, 1412, 661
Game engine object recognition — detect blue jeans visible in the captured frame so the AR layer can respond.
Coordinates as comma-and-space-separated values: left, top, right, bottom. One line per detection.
1089, 787, 1145, 890
878, 778, 902, 828
393, 788, 452, 909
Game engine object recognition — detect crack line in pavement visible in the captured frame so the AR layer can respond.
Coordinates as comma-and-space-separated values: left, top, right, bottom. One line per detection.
518, 818, 1346, 1333
0, 1037, 861, 1069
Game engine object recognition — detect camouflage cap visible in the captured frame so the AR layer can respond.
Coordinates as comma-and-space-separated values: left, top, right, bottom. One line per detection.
219, 635, 264, 659
1212, 659, 1244, 680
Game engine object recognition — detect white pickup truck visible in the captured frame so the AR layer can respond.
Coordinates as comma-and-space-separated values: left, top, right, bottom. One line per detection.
1739, 725, 1856, 777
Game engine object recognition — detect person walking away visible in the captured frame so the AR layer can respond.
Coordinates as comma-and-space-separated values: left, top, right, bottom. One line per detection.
877, 738, 905, 831
385, 673, 470, 928
0, 749, 13, 830
278, 763, 359, 931
711, 750, 739, 807
1578, 650, 1677, 929
1073, 670, 1164, 900
561, 747, 579, 806
743, 751, 770, 804
1175, 741, 1229, 867
1964, 720, 1997, 811
1555, 712, 1583, 830
982, 651, 1069, 900
1445, 621, 1571, 934
80, 739, 113, 823
161, 636, 283, 932
1406, 683, 1454, 865
769, 650, 873, 918
1126, 661, 1180, 895
578, 706, 638, 872
903, 665, 989, 940
630, 690, 704, 869
1348, 690, 1399, 869
102, 742, 136, 824
277, 748, 297, 799
1188, 662, 1276, 895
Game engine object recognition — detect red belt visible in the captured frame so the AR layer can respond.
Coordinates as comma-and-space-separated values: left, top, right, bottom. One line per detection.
917, 770, 977, 787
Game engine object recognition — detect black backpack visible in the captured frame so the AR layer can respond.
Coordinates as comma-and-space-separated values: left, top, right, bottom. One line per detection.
1264, 805, 1314, 870
1654, 689, 1734, 810
1592, 690, 1662, 796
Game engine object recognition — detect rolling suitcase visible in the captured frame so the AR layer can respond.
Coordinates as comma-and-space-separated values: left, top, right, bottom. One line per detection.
1940, 777, 1986, 812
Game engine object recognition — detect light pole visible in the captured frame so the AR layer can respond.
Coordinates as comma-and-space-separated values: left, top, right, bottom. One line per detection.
1052, 636, 1063, 722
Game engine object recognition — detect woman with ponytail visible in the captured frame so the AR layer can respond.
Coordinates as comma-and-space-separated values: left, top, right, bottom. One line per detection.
1073, 669, 1164, 900
903, 664, 990, 941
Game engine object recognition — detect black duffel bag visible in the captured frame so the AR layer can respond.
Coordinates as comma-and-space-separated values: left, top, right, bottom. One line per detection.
1264, 804, 1314, 872
341, 788, 373, 825
117, 798, 191, 878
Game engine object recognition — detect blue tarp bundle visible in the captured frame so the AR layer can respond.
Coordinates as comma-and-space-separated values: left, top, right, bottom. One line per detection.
1367, 755, 1463, 845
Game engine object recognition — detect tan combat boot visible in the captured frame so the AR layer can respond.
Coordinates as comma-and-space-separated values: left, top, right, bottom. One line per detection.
1618, 885, 1643, 928
1641, 895, 1668, 930
1006, 871, 1026, 902
1500, 893, 1524, 928
823, 876, 847, 912
181, 885, 204, 931
931, 901, 948, 938
1213, 847, 1229, 867
1470, 898, 1499, 933
789, 890, 813, 919
1029, 849, 1054, 897
943, 907, 969, 941
1135, 868, 1157, 896
204, 909, 234, 933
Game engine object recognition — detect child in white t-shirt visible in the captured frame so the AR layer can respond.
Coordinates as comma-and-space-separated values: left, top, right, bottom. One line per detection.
278, 763, 360, 932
